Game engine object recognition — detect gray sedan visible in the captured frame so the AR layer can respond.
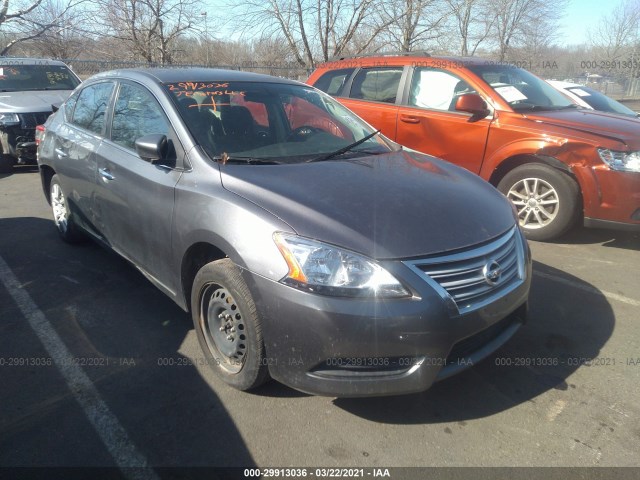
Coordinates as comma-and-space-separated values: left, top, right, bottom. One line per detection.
37, 68, 531, 397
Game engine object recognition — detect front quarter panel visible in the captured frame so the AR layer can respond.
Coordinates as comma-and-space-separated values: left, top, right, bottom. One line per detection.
173, 150, 293, 298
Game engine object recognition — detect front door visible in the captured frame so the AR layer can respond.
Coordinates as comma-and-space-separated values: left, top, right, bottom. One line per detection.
395, 67, 493, 174
93, 81, 183, 292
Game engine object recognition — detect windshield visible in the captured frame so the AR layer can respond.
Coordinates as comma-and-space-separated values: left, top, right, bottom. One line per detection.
0, 64, 80, 91
567, 86, 637, 117
468, 65, 574, 112
164, 81, 392, 163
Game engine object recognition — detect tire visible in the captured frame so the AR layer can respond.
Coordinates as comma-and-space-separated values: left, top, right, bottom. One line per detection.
191, 258, 270, 391
497, 163, 580, 241
0, 154, 13, 173
49, 174, 86, 243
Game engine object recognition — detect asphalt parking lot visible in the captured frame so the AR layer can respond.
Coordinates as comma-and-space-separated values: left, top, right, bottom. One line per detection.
1, 167, 639, 478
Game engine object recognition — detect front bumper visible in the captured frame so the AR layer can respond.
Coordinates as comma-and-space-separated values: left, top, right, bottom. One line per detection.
580, 165, 640, 230
0, 128, 37, 164
243, 237, 532, 397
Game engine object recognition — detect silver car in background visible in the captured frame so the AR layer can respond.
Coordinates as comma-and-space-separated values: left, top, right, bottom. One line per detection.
547, 80, 638, 118
0, 58, 80, 172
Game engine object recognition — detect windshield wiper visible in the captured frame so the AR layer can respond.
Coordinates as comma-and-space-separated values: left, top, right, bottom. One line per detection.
557, 104, 580, 110
213, 154, 281, 165
514, 104, 580, 112
307, 130, 381, 163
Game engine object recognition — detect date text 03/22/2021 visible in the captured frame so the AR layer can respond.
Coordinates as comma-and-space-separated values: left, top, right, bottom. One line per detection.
243, 468, 391, 478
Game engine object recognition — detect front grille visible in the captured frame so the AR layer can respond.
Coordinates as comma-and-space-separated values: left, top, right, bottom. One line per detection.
404, 227, 524, 314
19, 112, 50, 129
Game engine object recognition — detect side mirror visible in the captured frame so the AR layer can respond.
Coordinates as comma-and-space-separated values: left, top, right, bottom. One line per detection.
455, 93, 490, 119
135, 134, 168, 163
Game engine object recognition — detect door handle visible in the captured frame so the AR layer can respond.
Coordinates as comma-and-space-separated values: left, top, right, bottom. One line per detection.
399, 115, 421, 124
98, 168, 115, 181
54, 148, 68, 158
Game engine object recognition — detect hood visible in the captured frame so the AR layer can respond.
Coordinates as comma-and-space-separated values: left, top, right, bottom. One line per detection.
220, 151, 515, 259
0, 90, 73, 113
524, 109, 640, 146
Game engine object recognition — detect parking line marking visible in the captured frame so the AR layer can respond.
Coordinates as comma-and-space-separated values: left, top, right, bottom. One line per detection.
0, 255, 159, 480
534, 271, 640, 307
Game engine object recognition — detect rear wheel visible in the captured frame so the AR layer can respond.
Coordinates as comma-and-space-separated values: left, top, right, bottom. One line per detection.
191, 258, 270, 391
50, 174, 86, 243
498, 164, 580, 241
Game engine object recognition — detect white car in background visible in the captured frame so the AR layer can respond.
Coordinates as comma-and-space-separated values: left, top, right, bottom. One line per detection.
547, 80, 638, 118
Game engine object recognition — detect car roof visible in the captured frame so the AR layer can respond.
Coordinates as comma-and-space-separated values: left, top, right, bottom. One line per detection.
322, 53, 500, 67
0, 57, 71, 67
87, 68, 305, 86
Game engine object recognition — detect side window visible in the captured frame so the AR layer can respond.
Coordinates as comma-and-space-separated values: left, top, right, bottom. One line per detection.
350, 67, 403, 103
409, 68, 476, 112
71, 82, 114, 134
312, 68, 355, 96
111, 83, 169, 150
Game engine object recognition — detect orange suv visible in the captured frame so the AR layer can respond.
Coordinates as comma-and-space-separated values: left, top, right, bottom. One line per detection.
307, 53, 640, 240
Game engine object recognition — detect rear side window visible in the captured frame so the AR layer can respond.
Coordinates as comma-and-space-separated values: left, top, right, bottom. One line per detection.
350, 67, 403, 103
71, 82, 114, 135
111, 83, 169, 150
312, 68, 355, 96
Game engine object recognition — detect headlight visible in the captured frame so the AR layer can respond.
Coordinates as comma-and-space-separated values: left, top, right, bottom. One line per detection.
0, 113, 20, 127
597, 149, 640, 173
273, 233, 410, 298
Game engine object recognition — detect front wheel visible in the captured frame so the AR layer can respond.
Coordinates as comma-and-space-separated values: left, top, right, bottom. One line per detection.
497, 164, 580, 241
191, 258, 270, 391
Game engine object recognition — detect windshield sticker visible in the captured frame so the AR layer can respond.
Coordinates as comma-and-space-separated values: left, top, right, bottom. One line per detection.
570, 88, 591, 97
166, 82, 246, 104
46, 71, 72, 84
495, 85, 528, 103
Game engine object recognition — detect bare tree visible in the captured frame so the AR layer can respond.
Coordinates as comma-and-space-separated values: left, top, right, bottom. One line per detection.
26, 0, 90, 58
229, 0, 398, 68
588, 0, 640, 95
0, 0, 86, 54
589, 0, 640, 60
377, 0, 447, 52
444, 0, 494, 55
100, 0, 200, 64
491, 0, 568, 61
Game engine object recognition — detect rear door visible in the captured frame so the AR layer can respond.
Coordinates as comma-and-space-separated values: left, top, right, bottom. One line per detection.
93, 81, 184, 292
395, 67, 493, 174
338, 66, 406, 141
50, 81, 115, 234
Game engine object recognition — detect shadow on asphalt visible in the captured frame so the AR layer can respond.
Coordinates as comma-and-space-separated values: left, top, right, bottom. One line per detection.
0, 165, 39, 180
332, 259, 615, 423
0, 217, 618, 438
0, 216, 256, 470
553, 226, 639, 251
